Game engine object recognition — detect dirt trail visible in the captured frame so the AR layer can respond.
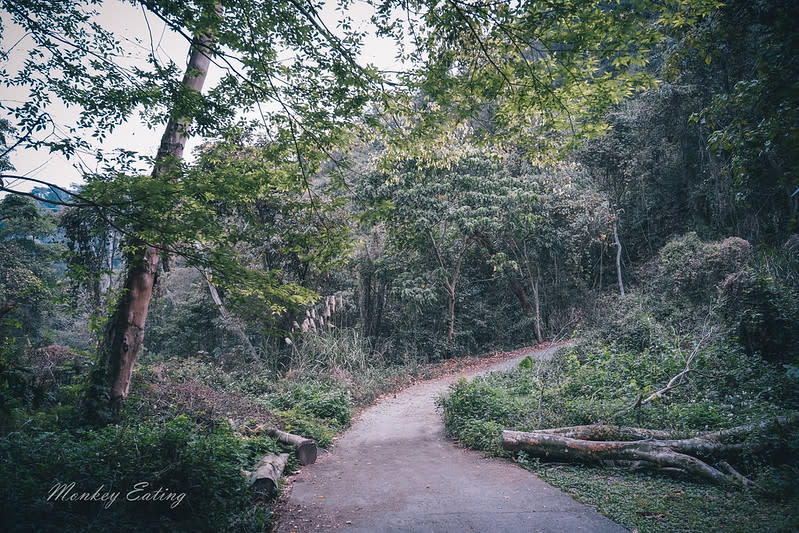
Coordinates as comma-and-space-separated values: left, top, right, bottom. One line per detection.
276, 344, 627, 533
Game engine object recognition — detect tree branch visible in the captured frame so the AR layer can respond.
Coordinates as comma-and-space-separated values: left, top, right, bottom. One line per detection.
642, 325, 715, 405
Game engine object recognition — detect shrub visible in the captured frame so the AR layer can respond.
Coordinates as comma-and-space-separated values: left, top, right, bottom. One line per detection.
0, 344, 90, 432
439, 376, 529, 455
441, 340, 798, 444
650, 233, 751, 307
585, 293, 673, 353
272, 408, 338, 447
718, 269, 799, 364
0, 416, 279, 532
268, 381, 352, 428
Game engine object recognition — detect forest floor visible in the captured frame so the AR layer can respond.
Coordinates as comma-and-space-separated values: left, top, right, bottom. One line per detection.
274, 343, 627, 533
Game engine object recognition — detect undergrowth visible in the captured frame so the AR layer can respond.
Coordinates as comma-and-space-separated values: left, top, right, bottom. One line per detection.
440, 347, 799, 532
0, 416, 280, 532
518, 457, 799, 533
1, 327, 438, 532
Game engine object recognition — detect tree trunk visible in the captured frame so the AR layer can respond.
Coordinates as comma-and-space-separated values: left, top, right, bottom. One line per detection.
357, 260, 373, 335
501, 416, 798, 486
613, 219, 625, 297
244, 453, 290, 492
262, 427, 318, 465
86, 28, 216, 424
509, 277, 534, 315
429, 231, 470, 344
531, 269, 543, 343
204, 274, 259, 360
532, 424, 677, 441
503, 429, 734, 485
446, 286, 457, 343
0, 300, 17, 320
476, 234, 533, 316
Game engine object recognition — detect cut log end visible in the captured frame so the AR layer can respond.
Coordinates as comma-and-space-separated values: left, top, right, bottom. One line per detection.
248, 453, 290, 492
296, 440, 318, 466
261, 427, 319, 465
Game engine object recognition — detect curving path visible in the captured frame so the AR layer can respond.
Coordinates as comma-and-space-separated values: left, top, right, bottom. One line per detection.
276, 345, 627, 533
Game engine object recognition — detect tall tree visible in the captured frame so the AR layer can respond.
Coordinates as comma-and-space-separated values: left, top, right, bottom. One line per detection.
91, 11, 218, 420
2, 0, 376, 422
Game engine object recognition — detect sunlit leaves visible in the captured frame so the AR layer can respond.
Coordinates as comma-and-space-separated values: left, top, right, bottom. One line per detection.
78, 139, 350, 316
369, 0, 704, 164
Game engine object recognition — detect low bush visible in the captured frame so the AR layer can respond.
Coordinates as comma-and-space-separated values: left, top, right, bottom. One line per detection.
0, 416, 279, 532
718, 268, 799, 364
267, 380, 352, 428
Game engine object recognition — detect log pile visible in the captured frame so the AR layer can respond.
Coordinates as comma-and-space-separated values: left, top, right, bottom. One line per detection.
230, 420, 319, 492
230, 420, 319, 466
502, 415, 798, 486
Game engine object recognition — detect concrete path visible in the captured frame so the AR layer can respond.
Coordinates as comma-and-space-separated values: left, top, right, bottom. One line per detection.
275, 345, 627, 533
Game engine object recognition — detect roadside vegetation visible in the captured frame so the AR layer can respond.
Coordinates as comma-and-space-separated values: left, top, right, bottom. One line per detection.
440, 233, 799, 532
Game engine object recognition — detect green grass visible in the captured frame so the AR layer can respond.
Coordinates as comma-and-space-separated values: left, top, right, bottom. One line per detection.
517, 458, 799, 533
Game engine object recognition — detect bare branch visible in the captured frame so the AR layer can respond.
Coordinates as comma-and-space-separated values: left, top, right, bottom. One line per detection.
642, 325, 716, 405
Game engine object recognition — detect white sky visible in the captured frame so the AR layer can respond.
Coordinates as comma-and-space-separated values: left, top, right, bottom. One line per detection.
1, 0, 404, 194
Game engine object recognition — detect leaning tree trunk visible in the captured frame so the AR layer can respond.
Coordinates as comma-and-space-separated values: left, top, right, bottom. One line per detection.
85, 29, 216, 424
204, 274, 259, 360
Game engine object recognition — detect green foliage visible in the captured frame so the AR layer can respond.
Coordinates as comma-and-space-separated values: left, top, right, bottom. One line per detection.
1, 0, 796, 527
0, 345, 91, 431
663, 0, 799, 241
59, 203, 119, 313
0, 0, 375, 170
0, 196, 69, 428
440, 237, 798, 493
354, 154, 612, 355
268, 381, 352, 428
0, 194, 56, 239
718, 269, 799, 364
440, 232, 799, 451
272, 409, 338, 448
517, 356, 533, 370
439, 376, 526, 455
374, 0, 716, 162
0, 416, 278, 532
587, 293, 673, 353
649, 233, 752, 307
0, 195, 61, 339
78, 139, 352, 320
144, 269, 228, 360
588, 234, 758, 352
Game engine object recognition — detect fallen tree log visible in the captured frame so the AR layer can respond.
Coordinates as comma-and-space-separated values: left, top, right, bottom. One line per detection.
236, 423, 318, 465
263, 428, 318, 465
534, 424, 677, 441
503, 429, 737, 485
243, 453, 290, 492
502, 415, 798, 486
